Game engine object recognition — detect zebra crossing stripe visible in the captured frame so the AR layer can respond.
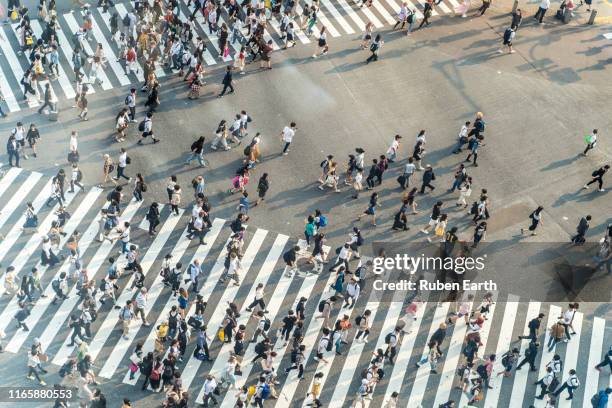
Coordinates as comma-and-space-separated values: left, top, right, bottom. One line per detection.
370, 0, 398, 24
507, 301, 543, 408
0, 179, 56, 293
380, 300, 427, 407
3, 188, 103, 353
194, 232, 288, 404
39, 199, 142, 355
0, 172, 42, 231
335, 0, 366, 30
314, 5, 342, 37
446, 0, 460, 8
52, 20, 96, 95
121, 218, 226, 385
434, 0, 452, 15
582, 317, 605, 407
88, 12, 132, 86
406, 301, 451, 406
99, 6, 147, 81
29, 20, 77, 99
484, 296, 519, 407
557, 312, 583, 408
274, 270, 341, 404
433, 301, 474, 407
531, 305, 562, 408
219, 241, 330, 408
0, 27, 38, 107
98, 225, 193, 378
74, 209, 184, 366
321, 0, 356, 34
0, 50, 21, 112
0, 168, 22, 198
63, 13, 113, 90
413, 0, 440, 15
184, 228, 268, 395
350, 0, 384, 27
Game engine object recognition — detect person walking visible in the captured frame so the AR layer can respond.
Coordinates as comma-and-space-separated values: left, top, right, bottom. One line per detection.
516, 339, 539, 372
553, 369, 580, 401
185, 136, 206, 167
521, 206, 544, 236
119, 300, 135, 340
583, 165, 609, 192
498, 26, 516, 54
583, 129, 598, 156
571, 215, 591, 244
113, 148, 131, 182
534, 0, 550, 23
125, 88, 137, 122
218, 66, 234, 97
366, 34, 383, 64
420, 165, 436, 194
281, 122, 297, 155
138, 111, 159, 145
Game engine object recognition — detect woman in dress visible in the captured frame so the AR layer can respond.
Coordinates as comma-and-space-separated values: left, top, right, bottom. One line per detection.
454, 0, 471, 18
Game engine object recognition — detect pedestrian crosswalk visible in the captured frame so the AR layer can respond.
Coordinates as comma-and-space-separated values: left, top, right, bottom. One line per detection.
0, 0, 462, 113
0, 169, 610, 407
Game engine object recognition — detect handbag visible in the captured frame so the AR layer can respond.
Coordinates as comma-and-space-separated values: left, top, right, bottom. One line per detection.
25, 36, 34, 46
38, 353, 48, 362
217, 327, 225, 342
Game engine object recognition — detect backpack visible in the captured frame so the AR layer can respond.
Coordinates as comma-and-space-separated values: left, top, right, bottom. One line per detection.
503, 28, 512, 42
162, 364, 173, 379
501, 354, 510, 367
126, 156, 132, 165
325, 336, 333, 352
52, 279, 60, 292
122, 14, 130, 27
318, 300, 326, 313
150, 366, 161, 381
370, 42, 379, 52
243, 145, 252, 156
320, 159, 328, 169
356, 234, 364, 246
138, 121, 145, 132
260, 383, 271, 400
318, 215, 328, 227
254, 342, 265, 355
141, 183, 148, 192
263, 318, 271, 331
476, 364, 487, 378
385, 333, 395, 345
124, 95, 130, 105
470, 201, 478, 215
89, 308, 97, 322
355, 315, 362, 326
98, 279, 106, 291
591, 392, 602, 407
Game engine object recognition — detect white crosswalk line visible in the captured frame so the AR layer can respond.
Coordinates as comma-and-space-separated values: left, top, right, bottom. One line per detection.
98, 224, 194, 378
532, 305, 562, 408
413, 0, 439, 15
63, 13, 113, 90
29, 20, 77, 99
434, 0, 452, 14
446, 0, 460, 8
0, 57, 21, 112
0, 27, 38, 107
3, 188, 103, 353
276, 272, 348, 404
381, 301, 426, 407
370, 0, 398, 24
433, 301, 474, 407
582, 317, 605, 408
122, 218, 226, 385
220, 241, 330, 408
483, 296, 519, 408
336, 0, 366, 30
178, 9, 218, 66
314, 5, 342, 37
0, 172, 41, 231
71, 209, 184, 367
53, 21, 96, 95
351, 0, 384, 27
99, 6, 147, 81
39, 200, 142, 355
557, 312, 583, 408
362, 299, 404, 408
508, 301, 543, 408
184, 228, 268, 395
195, 233, 288, 403
88, 13, 131, 86
0, 179, 55, 294
0, 168, 22, 197
321, 0, 355, 34
406, 302, 451, 406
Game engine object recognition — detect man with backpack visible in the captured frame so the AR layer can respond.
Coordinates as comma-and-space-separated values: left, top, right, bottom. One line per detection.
202, 374, 219, 407
553, 368, 580, 400
499, 26, 516, 54
51, 272, 69, 305
119, 300, 135, 341
251, 311, 271, 343
572, 215, 592, 244
518, 313, 545, 342
125, 88, 137, 122
516, 339, 539, 372
584, 165, 609, 192
595, 345, 612, 372
591, 388, 611, 408
283, 245, 300, 277
383, 327, 402, 364
315, 327, 332, 364
137, 111, 159, 145
535, 365, 556, 399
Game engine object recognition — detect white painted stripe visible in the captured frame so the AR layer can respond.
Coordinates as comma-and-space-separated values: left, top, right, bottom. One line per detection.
483, 296, 519, 408
220, 241, 330, 408
29, 20, 76, 99
352, 0, 384, 26
99, 6, 146, 82
321, 0, 356, 34
380, 301, 427, 408
362, 299, 404, 408
73, 209, 183, 366
39, 200, 142, 355
370, 0, 398, 24
435, 0, 452, 14
0, 168, 22, 197
446, 0, 460, 8
276, 271, 347, 404
413, 0, 439, 15
0, 59, 20, 112
4, 188, 103, 352
190, 7, 233, 61
406, 302, 451, 407
0, 27, 38, 107
336, 0, 366, 30
507, 301, 543, 408
53, 21, 96, 95
433, 301, 475, 407
184, 228, 268, 394
531, 305, 562, 408
0, 179, 55, 289
137, 204, 165, 231
194, 233, 288, 403
122, 218, 225, 385
0, 172, 41, 231
315, 6, 342, 37
88, 14, 131, 86
556, 312, 583, 408
178, 9, 218, 66
98, 225, 193, 378
63, 13, 113, 90
582, 317, 605, 408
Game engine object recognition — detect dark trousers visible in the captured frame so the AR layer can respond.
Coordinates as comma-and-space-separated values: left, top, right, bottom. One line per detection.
595, 354, 612, 371
366, 52, 378, 63
148, 219, 159, 234
247, 298, 265, 311
517, 356, 536, 371
116, 166, 129, 180
535, 7, 547, 22
203, 393, 218, 407
38, 100, 53, 114
141, 375, 150, 390
384, 346, 397, 363
8, 151, 19, 167
420, 182, 435, 194
281, 325, 294, 341
27, 366, 42, 381
70, 180, 83, 193
553, 383, 575, 399
286, 363, 304, 378
583, 143, 595, 155
587, 176, 603, 190
68, 326, 85, 346
129, 106, 136, 121
418, 15, 430, 28
478, 2, 490, 15
282, 142, 291, 153
535, 379, 549, 398
219, 82, 234, 96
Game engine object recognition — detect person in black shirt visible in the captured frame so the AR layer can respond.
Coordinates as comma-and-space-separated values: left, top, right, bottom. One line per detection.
296, 298, 307, 322
583, 165, 609, 192
518, 313, 545, 342
280, 310, 298, 346
516, 340, 539, 371
218, 65, 234, 97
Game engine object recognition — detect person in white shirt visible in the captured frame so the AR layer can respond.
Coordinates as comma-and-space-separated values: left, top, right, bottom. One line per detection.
219, 355, 238, 390
187, 260, 202, 292
329, 243, 351, 272
113, 148, 131, 181
202, 375, 219, 406
583, 129, 598, 156
400, 157, 416, 190
535, 366, 555, 399
70, 163, 83, 193
535, 0, 550, 23
281, 122, 297, 155
246, 283, 268, 313
561, 303, 578, 341
553, 369, 579, 400
138, 111, 159, 145
344, 277, 360, 308
453, 121, 471, 153
386, 134, 401, 163
383, 327, 402, 363
134, 288, 150, 326
315, 328, 332, 364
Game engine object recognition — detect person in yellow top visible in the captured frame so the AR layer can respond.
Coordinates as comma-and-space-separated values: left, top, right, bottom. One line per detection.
155, 321, 169, 353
